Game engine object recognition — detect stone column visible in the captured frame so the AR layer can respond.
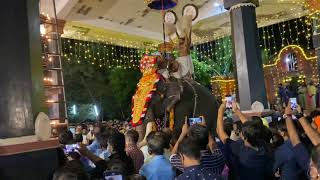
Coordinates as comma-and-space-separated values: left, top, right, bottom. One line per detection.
224, 0, 268, 110
0, 0, 44, 138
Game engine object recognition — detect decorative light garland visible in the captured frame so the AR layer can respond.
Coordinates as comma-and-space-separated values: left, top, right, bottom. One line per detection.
263, 45, 317, 68
61, 16, 315, 79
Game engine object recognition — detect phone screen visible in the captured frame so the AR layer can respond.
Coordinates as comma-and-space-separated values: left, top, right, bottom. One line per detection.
104, 171, 123, 180
290, 98, 297, 109
188, 117, 203, 126
225, 96, 233, 108
64, 144, 79, 154
104, 175, 122, 180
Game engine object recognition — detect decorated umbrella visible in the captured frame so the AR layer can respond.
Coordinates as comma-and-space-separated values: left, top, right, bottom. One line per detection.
145, 0, 178, 54
145, 0, 177, 10
145, 0, 198, 54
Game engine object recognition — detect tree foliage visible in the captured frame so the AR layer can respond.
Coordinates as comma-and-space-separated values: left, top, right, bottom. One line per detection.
68, 104, 98, 123
192, 58, 213, 88
63, 61, 141, 122
107, 68, 141, 119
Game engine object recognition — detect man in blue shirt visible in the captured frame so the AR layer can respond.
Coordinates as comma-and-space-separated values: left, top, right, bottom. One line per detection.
140, 131, 175, 180
87, 125, 106, 156
87, 139, 101, 155
176, 137, 222, 180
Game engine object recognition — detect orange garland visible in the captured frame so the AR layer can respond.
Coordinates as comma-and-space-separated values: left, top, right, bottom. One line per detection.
131, 55, 160, 127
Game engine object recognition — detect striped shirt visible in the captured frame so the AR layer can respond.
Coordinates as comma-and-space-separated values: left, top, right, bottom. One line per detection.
170, 149, 226, 175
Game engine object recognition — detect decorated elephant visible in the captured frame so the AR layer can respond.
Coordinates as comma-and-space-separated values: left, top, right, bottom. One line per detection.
131, 11, 218, 142
131, 55, 218, 143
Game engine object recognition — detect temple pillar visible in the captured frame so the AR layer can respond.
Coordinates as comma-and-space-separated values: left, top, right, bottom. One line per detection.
0, 0, 45, 138
224, 0, 268, 110
0, 1, 60, 179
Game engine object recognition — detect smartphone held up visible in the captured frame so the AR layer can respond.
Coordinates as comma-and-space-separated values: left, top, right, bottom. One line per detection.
225, 96, 233, 109
187, 116, 203, 126
289, 98, 297, 110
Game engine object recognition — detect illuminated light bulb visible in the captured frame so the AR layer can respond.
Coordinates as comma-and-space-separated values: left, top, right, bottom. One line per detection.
46, 99, 55, 103
40, 24, 46, 35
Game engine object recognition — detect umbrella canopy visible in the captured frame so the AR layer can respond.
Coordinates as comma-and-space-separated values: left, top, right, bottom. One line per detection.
147, 0, 177, 10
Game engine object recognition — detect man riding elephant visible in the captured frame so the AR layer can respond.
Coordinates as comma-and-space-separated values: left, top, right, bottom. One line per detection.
158, 15, 194, 113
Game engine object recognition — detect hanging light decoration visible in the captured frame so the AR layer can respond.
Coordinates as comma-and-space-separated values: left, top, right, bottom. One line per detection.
145, 0, 177, 10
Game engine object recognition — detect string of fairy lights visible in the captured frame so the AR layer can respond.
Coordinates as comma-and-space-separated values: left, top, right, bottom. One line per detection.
192, 15, 317, 97
62, 15, 314, 71
61, 38, 149, 69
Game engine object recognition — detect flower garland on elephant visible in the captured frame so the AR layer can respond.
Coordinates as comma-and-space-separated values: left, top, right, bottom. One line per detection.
131, 55, 161, 127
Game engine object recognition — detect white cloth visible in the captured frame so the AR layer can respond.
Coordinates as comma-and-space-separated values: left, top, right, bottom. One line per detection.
172, 55, 194, 79
158, 69, 169, 79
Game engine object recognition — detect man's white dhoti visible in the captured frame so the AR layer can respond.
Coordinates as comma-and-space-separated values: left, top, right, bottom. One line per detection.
172, 55, 194, 79
158, 69, 169, 79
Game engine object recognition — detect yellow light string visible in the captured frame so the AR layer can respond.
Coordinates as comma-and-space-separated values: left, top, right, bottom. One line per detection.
263, 45, 317, 68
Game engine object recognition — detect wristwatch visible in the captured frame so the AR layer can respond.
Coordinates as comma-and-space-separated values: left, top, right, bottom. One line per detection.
295, 113, 304, 120
283, 114, 292, 119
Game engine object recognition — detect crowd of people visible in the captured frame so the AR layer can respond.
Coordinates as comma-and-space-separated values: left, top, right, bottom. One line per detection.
53, 98, 320, 180
278, 81, 320, 110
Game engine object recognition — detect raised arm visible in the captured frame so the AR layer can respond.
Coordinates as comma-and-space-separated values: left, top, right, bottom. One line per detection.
232, 102, 248, 123
171, 119, 189, 154
216, 102, 229, 143
284, 104, 300, 146
77, 144, 103, 164
299, 117, 320, 146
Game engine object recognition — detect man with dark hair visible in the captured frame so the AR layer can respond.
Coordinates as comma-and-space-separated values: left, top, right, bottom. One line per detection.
53, 168, 78, 180
59, 130, 74, 145
284, 103, 320, 179
125, 129, 144, 173
107, 130, 135, 175
98, 130, 112, 160
216, 102, 273, 180
87, 124, 105, 155
177, 137, 222, 180
139, 131, 175, 180
273, 119, 304, 180
53, 160, 89, 180
170, 123, 225, 175
74, 133, 83, 144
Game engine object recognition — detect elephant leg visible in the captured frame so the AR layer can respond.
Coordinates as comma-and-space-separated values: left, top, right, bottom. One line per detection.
136, 122, 153, 148
134, 124, 146, 143
166, 95, 180, 112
